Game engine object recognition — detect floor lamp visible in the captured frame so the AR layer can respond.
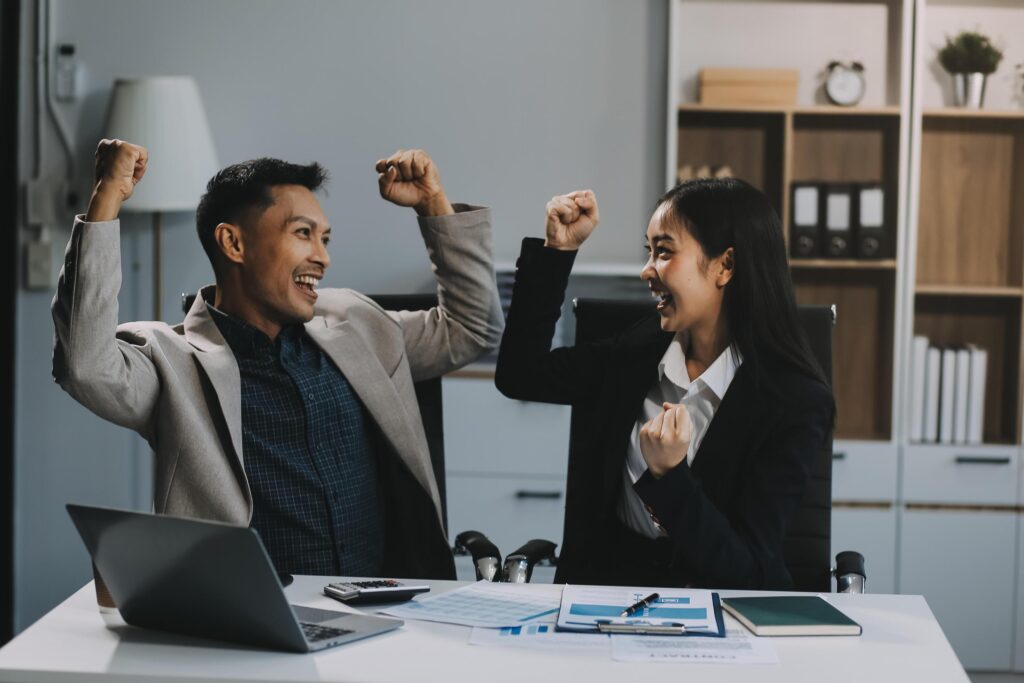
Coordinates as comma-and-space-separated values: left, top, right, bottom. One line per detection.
104, 76, 218, 320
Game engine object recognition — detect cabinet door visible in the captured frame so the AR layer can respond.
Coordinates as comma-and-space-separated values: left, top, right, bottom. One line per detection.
446, 473, 566, 562
1017, 511, 1024, 672
442, 376, 571, 477
831, 506, 897, 594
899, 509, 1017, 671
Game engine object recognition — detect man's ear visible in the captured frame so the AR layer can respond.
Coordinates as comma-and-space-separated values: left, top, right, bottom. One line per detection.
716, 247, 735, 288
214, 223, 245, 265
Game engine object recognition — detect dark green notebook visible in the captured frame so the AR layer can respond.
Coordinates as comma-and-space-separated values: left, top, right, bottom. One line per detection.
721, 596, 862, 636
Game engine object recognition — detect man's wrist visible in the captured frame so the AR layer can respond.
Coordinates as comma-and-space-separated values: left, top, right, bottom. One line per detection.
85, 185, 123, 222
414, 191, 454, 217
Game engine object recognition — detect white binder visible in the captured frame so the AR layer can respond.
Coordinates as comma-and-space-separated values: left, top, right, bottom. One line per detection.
939, 347, 956, 444
966, 345, 988, 445
953, 347, 970, 444
910, 336, 929, 442
924, 346, 942, 443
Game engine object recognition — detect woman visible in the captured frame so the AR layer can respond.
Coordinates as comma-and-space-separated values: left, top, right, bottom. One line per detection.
495, 178, 834, 590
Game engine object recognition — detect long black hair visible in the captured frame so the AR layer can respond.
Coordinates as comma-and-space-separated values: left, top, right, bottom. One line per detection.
659, 177, 830, 394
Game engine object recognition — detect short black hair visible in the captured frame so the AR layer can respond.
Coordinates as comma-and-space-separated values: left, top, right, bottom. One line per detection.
195, 157, 328, 271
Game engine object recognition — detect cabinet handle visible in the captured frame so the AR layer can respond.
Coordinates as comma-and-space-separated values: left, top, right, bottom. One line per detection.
515, 490, 562, 500
954, 455, 1012, 465
832, 452, 847, 461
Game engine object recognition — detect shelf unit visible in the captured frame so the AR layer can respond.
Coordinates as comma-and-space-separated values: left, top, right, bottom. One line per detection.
668, 0, 913, 443
668, 0, 1024, 665
899, 0, 1024, 672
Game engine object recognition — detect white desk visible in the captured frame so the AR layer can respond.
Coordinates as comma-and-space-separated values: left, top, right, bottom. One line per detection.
0, 577, 968, 682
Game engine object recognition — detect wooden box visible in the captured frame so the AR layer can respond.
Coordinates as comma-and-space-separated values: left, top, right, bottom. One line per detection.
699, 68, 799, 106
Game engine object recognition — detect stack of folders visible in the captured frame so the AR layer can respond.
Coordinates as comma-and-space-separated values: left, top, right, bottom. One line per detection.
909, 336, 988, 444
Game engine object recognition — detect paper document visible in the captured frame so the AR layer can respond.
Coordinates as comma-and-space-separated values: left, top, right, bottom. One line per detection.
469, 624, 610, 651
380, 581, 559, 628
611, 627, 778, 664
557, 585, 724, 636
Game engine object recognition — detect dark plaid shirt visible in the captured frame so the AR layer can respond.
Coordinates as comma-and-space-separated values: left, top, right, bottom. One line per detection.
209, 306, 384, 576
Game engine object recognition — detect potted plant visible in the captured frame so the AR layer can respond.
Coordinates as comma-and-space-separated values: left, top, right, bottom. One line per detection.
938, 31, 1003, 108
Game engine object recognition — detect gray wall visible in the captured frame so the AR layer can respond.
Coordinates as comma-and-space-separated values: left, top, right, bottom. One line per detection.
15, 0, 667, 630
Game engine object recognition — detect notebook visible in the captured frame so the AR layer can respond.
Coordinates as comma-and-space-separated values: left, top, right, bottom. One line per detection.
721, 596, 861, 636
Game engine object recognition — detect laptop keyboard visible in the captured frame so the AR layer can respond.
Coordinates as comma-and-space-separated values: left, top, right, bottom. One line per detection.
301, 622, 354, 642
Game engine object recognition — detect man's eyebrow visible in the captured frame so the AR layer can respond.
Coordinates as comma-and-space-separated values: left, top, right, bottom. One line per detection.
286, 215, 330, 231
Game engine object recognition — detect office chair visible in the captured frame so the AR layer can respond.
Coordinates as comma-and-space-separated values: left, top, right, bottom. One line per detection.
560, 298, 863, 592
180, 291, 448, 532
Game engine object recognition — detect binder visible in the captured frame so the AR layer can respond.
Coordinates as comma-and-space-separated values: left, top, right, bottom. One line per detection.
939, 347, 956, 444
823, 185, 854, 258
953, 347, 970, 444
855, 184, 891, 259
967, 345, 988, 444
790, 183, 821, 258
924, 346, 941, 442
557, 585, 725, 637
910, 336, 929, 442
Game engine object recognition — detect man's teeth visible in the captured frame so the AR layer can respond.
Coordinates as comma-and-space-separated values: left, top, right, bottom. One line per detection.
294, 275, 319, 289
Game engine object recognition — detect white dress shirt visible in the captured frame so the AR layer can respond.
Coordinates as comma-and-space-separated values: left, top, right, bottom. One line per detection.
618, 333, 743, 539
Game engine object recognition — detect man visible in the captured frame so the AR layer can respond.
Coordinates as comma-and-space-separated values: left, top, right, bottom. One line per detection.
52, 139, 503, 579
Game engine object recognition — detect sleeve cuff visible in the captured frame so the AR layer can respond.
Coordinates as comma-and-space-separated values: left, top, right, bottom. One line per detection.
416, 203, 488, 231
632, 462, 697, 535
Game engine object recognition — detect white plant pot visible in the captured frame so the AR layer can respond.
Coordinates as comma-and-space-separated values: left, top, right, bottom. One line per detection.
953, 73, 987, 109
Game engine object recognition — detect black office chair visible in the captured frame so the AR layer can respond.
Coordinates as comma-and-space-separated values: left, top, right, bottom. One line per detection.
563, 298, 863, 593
180, 291, 449, 533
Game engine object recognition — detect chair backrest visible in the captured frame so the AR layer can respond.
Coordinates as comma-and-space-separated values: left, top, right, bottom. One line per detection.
368, 294, 447, 534
181, 291, 448, 533
569, 298, 834, 592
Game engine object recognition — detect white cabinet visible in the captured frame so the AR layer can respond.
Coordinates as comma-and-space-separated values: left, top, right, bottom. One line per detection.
899, 508, 1018, 671
832, 441, 899, 593
442, 374, 571, 582
899, 445, 1021, 670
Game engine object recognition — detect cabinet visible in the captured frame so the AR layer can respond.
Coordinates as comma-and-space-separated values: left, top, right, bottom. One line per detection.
667, 0, 912, 599
899, 0, 1024, 671
668, 0, 1024, 670
442, 373, 570, 581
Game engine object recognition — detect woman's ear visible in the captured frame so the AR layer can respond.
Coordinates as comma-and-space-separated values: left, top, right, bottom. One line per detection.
214, 223, 245, 266
716, 247, 735, 288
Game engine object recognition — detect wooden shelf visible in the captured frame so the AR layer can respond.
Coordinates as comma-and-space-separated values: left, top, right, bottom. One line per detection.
923, 108, 1024, 121
792, 259, 897, 270
916, 285, 1024, 298
678, 104, 901, 116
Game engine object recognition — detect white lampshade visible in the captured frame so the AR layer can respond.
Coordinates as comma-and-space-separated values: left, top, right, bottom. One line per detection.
104, 76, 219, 212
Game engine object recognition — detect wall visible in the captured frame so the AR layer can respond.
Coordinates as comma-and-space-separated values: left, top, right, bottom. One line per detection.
14, 0, 667, 630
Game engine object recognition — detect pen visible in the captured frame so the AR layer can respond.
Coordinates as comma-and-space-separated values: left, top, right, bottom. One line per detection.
620, 592, 659, 617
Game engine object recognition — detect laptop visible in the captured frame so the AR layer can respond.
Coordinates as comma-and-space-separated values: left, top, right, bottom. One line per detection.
66, 504, 404, 653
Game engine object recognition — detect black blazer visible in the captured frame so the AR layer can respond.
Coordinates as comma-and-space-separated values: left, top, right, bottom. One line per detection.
495, 239, 834, 590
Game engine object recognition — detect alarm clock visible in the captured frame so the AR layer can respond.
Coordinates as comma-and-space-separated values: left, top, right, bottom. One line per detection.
824, 61, 866, 106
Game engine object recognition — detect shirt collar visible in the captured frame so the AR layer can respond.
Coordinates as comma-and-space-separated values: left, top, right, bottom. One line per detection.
207, 303, 301, 358
658, 332, 743, 399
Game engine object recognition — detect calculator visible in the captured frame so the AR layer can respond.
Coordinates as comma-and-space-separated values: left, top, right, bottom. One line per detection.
323, 580, 430, 605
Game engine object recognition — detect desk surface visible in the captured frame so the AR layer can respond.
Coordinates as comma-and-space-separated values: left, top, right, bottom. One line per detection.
0, 577, 968, 683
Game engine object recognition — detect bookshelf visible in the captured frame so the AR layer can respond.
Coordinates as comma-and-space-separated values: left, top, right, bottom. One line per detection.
668, 0, 912, 444
668, 0, 1024, 670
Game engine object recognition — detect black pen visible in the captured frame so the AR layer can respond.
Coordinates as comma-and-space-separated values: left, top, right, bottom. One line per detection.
620, 592, 660, 617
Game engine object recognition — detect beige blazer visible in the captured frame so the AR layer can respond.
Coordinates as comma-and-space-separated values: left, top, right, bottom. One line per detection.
51, 206, 503, 573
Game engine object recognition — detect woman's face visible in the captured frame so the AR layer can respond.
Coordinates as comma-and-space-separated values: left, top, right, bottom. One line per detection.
641, 203, 731, 333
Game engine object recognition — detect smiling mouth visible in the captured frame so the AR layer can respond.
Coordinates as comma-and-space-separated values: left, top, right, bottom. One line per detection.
293, 274, 320, 299
651, 288, 674, 312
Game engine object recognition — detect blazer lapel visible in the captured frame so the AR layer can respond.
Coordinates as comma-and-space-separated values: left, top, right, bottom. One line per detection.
183, 288, 244, 472
602, 321, 674, 503
304, 320, 442, 519
690, 362, 757, 484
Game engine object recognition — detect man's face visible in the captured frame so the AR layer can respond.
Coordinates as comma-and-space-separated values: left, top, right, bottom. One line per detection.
237, 184, 331, 328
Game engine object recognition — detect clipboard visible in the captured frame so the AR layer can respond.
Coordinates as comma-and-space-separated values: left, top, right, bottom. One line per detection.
556, 586, 726, 637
